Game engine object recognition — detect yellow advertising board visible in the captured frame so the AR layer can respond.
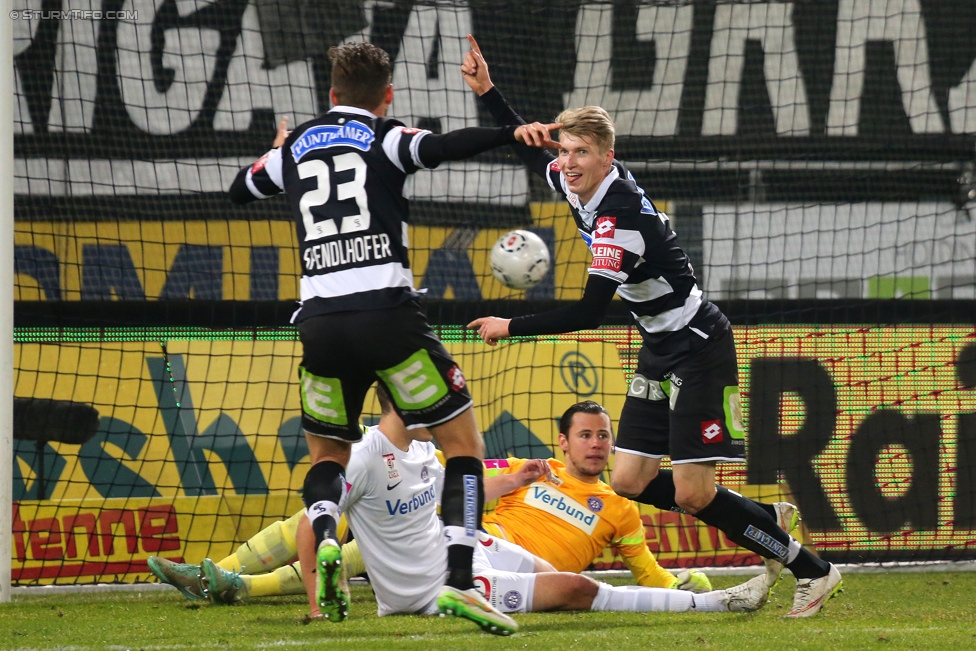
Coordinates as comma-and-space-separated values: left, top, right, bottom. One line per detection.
12, 336, 630, 583
14, 201, 617, 302
12, 495, 301, 583
736, 325, 976, 559
12, 324, 976, 583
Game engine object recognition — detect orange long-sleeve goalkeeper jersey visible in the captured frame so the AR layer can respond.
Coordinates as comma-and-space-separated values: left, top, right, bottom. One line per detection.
482, 457, 673, 587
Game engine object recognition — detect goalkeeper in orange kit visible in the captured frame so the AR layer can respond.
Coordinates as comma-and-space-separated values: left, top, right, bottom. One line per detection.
482, 400, 711, 593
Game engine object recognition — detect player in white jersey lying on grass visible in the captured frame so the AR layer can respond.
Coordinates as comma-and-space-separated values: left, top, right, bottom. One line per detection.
152, 385, 768, 627
148, 399, 800, 608
302, 384, 769, 627
148, 397, 720, 604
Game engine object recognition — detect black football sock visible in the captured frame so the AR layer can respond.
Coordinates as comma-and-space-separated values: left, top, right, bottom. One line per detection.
302, 460, 345, 546
441, 456, 484, 590
785, 548, 832, 579
633, 470, 682, 511
634, 470, 778, 521
695, 486, 830, 579
694, 486, 792, 560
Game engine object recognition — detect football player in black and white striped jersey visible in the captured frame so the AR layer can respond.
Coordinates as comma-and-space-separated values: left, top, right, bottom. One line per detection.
461, 35, 842, 618
228, 41, 558, 634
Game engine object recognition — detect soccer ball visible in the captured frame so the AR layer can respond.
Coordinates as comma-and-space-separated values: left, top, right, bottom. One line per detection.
489, 230, 551, 290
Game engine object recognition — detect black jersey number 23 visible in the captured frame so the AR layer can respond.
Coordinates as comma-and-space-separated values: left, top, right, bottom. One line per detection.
298, 152, 371, 241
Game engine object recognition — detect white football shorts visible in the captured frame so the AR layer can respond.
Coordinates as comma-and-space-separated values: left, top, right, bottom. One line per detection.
472, 531, 539, 613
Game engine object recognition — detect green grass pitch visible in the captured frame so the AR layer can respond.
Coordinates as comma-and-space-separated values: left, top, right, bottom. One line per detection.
2, 573, 975, 650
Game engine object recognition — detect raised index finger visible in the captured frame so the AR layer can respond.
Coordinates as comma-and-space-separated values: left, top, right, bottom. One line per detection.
467, 34, 483, 57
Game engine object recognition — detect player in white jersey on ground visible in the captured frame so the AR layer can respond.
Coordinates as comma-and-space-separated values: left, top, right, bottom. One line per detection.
298, 384, 768, 627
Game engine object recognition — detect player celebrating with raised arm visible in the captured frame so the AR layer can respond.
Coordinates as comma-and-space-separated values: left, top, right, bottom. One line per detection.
460, 36, 842, 617
228, 41, 557, 634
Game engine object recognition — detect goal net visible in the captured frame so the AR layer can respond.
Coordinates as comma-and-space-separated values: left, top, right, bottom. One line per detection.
10, 0, 976, 585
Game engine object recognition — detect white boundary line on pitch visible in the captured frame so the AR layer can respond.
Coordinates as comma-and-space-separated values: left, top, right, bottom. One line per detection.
11, 560, 976, 596
588, 560, 976, 580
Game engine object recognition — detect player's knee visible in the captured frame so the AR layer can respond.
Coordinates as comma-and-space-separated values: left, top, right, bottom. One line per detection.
571, 575, 601, 610
610, 472, 647, 499
674, 487, 713, 514
302, 460, 345, 508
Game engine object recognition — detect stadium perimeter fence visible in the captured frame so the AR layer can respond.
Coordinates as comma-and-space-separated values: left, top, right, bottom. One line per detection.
5, 0, 976, 592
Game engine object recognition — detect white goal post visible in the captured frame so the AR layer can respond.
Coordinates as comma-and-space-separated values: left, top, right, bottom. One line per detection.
1, 0, 15, 605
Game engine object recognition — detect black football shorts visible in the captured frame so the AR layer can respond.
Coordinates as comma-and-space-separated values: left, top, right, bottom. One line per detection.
296, 300, 473, 440
615, 326, 746, 464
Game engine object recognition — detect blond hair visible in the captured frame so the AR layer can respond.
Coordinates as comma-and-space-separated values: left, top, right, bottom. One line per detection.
555, 106, 615, 153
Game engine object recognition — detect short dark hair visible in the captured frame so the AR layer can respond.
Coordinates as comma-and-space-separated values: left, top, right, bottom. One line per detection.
375, 382, 394, 415
328, 42, 392, 109
558, 400, 611, 436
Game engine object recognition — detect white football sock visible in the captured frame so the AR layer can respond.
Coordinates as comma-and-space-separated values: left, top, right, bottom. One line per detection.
693, 590, 732, 612
591, 583, 705, 612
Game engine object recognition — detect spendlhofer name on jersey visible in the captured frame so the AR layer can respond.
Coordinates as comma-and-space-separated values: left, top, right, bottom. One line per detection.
303, 233, 393, 272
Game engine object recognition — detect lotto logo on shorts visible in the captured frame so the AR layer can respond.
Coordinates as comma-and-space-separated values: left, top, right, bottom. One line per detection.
594, 216, 616, 239
701, 420, 723, 444
447, 364, 466, 391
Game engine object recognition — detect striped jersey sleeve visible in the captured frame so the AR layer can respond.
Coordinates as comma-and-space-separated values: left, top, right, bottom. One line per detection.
242, 147, 284, 199
545, 159, 561, 192
381, 126, 432, 174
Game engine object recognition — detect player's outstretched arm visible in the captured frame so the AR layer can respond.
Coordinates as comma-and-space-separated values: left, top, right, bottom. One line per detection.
228, 116, 289, 205
461, 34, 559, 177
414, 119, 558, 171
468, 273, 619, 344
